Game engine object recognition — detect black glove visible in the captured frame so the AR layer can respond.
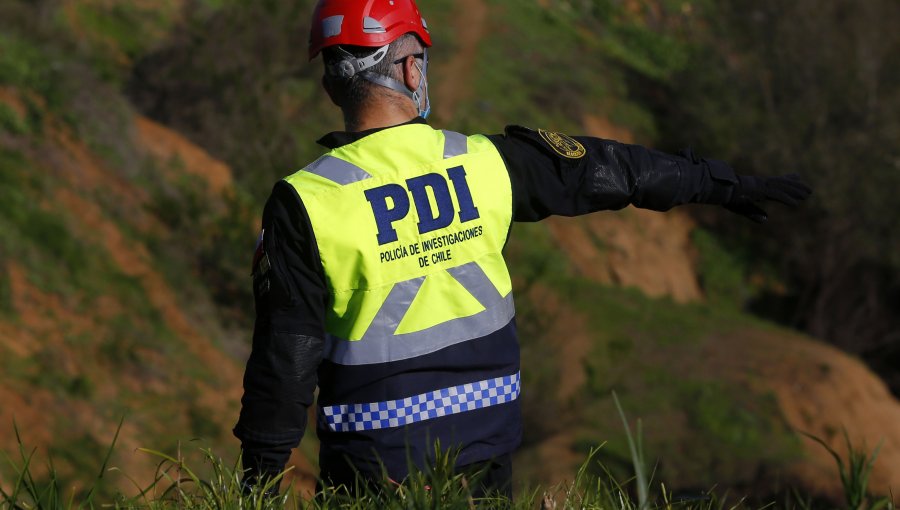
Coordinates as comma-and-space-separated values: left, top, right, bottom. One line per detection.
725, 173, 812, 223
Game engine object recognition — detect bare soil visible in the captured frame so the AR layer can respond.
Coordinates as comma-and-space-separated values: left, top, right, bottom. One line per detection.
134, 115, 234, 195
519, 114, 900, 502
707, 329, 900, 501
1, 107, 243, 492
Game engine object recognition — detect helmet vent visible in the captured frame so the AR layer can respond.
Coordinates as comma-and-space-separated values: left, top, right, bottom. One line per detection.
363, 17, 387, 34
322, 15, 344, 38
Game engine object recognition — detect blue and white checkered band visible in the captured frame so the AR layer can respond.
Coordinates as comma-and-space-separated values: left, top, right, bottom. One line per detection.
321, 372, 521, 433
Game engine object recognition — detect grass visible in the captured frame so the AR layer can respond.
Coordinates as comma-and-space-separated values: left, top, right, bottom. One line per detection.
799, 430, 892, 510
0, 270, 11, 317
0, 32, 71, 118
0, 1, 893, 508
0, 149, 99, 298
690, 228, 749, 310
1, 415, 893, 510
502, 219, 803, 490
614, 391, 649, 510
0, 425, 743, 509
447, 0, 693, 140
0, 103, 29, 136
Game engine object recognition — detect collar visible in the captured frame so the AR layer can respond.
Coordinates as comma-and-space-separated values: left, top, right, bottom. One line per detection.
316, 117, 428, 149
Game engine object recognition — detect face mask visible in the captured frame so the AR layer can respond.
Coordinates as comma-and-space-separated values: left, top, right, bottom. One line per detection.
413, 51, 431, 119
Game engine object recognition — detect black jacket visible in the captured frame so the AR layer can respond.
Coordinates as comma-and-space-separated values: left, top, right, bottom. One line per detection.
234, 118, 740, 480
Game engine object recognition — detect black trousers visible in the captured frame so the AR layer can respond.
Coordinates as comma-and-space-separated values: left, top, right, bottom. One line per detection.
317, 453, 513, 500
462, 454, 513, 499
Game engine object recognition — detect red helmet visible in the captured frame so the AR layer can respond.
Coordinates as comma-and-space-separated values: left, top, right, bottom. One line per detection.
308, 0, 432, 60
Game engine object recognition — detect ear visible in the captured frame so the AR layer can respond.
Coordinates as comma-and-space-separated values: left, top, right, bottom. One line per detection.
400, 55, 422, 93
322, 75, 343, 107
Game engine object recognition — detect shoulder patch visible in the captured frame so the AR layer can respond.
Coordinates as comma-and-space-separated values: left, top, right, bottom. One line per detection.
537, 129, 586, 159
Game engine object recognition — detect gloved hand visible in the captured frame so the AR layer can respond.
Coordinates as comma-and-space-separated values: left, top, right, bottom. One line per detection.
725, 173, 812, 223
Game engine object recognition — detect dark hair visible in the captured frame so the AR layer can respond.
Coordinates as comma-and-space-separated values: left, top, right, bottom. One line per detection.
322, 34, 422, 110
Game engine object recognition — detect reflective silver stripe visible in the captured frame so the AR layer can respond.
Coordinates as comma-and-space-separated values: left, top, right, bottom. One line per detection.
447, 262, 502, 308
324, 282, 514, 366
442, 130, 468, 159
363, 16, 386, 34
364, 276, 424, 338
322, 16, 343, 38
304, 155, 373, 185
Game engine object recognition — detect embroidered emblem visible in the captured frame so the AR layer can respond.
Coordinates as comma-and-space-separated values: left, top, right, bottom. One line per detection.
538, 129, 586, 159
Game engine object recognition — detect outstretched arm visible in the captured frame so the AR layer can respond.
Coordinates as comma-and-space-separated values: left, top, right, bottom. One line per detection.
487, 126, 810, 222
233, 182, 328, 488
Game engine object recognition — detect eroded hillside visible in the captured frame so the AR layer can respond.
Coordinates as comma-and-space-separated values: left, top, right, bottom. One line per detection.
0, 83, 248, 492
1, 0, 897, 504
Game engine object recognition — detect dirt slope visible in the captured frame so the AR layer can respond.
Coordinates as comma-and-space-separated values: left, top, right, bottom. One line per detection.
523, 114, 899, 502
717, 329, 900, 500
544, 114, 702, 304
0, 101, 249, 492
134, 116, 233, 195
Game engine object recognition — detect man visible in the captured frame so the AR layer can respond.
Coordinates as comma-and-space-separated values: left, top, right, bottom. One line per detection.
234, 0, 810, 498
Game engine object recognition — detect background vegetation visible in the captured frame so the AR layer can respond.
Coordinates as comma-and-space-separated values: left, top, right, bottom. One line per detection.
0, 0, 897, 506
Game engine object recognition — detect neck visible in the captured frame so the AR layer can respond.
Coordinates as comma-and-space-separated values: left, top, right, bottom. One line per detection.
343, 95, 418, 132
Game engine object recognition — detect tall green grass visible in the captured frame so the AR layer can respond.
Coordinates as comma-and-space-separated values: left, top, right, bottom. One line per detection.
799, 430, 892, 510
2, 414, 893, 509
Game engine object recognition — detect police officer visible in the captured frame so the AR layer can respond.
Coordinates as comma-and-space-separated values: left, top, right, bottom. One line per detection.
234, 0, 811, 498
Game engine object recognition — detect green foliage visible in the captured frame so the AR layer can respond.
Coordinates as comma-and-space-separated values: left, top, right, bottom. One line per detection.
504, 222, 572, 289
143, 167, 257, 329
455, 0, 692, 139
681, 382, 769, 457
4, 420, 892, 509
502, 222, 570, 444
468, 1, 592, 131
0, 31, 45, 87
25, 347, 97, 399
691, 229, 749, 309
0, 31, 70, 116
800, 430, 892, 510
0, 149, 97, 297
188, 404, 222, 440
0, 265, 12, 317
72, 3, 173, 58
507, 261, 800, 488
1, 0, 895, 503
613, 391, 649, 510
127, 0, 336, 202
1, 418, 122, 509
656, 0, 900, 374
598, 24, 688, 82
0, 102, 29, 135
0, 427, 794, 510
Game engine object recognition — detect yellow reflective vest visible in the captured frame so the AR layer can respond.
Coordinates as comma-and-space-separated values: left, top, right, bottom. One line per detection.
284, 124, 515, 366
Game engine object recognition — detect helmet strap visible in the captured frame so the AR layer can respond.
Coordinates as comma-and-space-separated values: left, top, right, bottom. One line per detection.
360, 49, 429, 118
326, 45, 390, 80
328, 46, 431, 118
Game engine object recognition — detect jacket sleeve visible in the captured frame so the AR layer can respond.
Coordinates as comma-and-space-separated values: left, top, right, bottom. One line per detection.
233, 180, 328, 482
487, 125, 739, 222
